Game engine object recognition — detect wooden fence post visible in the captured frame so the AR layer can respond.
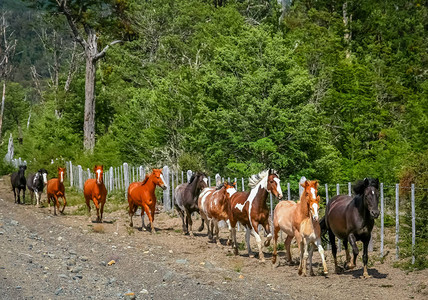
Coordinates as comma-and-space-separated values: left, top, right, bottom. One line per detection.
186, 170, 192, 183
69, 162, 73, 187
171, 171, 175, 208
287, 182, 291, 201
395, 183, 399, 260
109, 167, 114, 192
299, 176, 306, 198
325, 183, 330, 250
78, 165, 83, 191
380, 182, 384, 257
411, 183, 415, 264
139, 166, 144, 181
163, 166, 170, 210
124, 163, 129, 199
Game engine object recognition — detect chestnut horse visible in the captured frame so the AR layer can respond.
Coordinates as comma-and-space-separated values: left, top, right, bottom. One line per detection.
321, 178, 379, 278
272, 180, 328, 276
198, 181, 237, 245
84, 165, 107, 223
47, 167, 67, 215
128, 169, 167, 233
174, 172, 208, 235
230, 169, 283, 261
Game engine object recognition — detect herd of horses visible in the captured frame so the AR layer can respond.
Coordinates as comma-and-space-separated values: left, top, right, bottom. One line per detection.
10, 165, 380, 278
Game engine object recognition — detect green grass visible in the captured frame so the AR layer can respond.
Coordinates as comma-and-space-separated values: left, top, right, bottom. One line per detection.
267, 242, 285, 253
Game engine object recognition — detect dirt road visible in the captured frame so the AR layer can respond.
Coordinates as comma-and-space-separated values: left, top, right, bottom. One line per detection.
1, 176, 427, 299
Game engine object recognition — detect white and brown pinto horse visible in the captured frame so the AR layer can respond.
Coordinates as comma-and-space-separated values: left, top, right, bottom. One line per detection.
230, 169, 283, 261
198, 181, 237, 245
272, 180, 328, 276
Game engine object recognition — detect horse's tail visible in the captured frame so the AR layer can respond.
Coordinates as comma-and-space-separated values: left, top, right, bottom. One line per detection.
319, 216, 329, 244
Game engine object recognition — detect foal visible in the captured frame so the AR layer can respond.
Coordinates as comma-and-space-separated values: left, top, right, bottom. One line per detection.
84, 165, 107, 223
272, 180, 327, 276
47, 167, 67, 215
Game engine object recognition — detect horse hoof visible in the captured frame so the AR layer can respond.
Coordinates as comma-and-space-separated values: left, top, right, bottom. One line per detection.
234, 249, 239, 256
298, 269, 303, 276
360, 273, 372, 279
226, 240, 231, 246
197, 226, 204, 232
264, 240, 271, 247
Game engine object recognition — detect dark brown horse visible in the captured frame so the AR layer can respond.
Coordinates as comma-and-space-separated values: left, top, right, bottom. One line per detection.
174, 172, 208, 235
321, 178, 379, 278
230, 169, 283, 261
11, 165, 27, 204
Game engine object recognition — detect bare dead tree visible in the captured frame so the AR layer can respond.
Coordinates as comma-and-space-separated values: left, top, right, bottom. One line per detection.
0, 11, 17, 142
55, 0, 122, 152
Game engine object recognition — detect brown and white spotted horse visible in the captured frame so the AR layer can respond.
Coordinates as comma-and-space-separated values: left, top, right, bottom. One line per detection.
230, 169, 283, 261
198, 181, 237, 245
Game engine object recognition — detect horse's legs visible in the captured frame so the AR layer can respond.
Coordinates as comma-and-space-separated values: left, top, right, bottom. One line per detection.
185, 209, 194, 236
308, 242, 315, 276
100, 201, 105, 223
328, 229, 339, 273
30, 190, 34, 205
128, 204, 135, 227
226, 219, 232, 246
86, 198, 91, 218
272, 224, 280, 264
141, 204, 152, 232
263, 220, 272, 247
284, 235, 293, 263
174, 204, 187, 234
343, 238, 352, 269
250, 223, 265, 262
199, 210, 210, 238
93, 198, 100, 222
12, 187, 16, 203
315, 238, 328, 275
197, 213, 205, 232
53, 195, 59, 215
22, 188, 25, 204
348, 233, 359, 269
213, 220, 221, 245
298, 238, 306, 275
60, 195, 67, 214
17, 188, 21, 204
245, 226, 253, 257
361, 238, 371, 279
149, 205, 156, 233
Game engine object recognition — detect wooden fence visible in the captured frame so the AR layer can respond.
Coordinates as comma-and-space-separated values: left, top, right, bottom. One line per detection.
62, 161, 426, 264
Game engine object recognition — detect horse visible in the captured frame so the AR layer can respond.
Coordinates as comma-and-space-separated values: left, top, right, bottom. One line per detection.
198, 181, 237, 245
321, 178, 379, 278
46, 167, 67, 215
272, 180, 328, 276
84, 165, 107, 223
128, 169, 167, 233
26, 168, 48, 207
229, 169, 283, 261
11, 165, 27, 204
174, 172, 208, 235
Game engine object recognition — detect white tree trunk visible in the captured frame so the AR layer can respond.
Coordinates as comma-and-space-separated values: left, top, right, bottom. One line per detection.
0, 81, 5, 139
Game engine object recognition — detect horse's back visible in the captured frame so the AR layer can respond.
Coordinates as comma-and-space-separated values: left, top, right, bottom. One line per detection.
26, 174, 35, 190
326, 195, 353, 237
230, 191, 250, 225
273, 200, 297, 235
174, 183, 188, 207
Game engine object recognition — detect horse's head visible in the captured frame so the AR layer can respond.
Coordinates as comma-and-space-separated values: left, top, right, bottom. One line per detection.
267, 169, 283, 200
38, 168, 48, 185
300, 180, 320, 221
18, 165, 27, 179
355, 178, 380, 219
223, 181, 237, 199
152, 169, 167, 190
195, 172, 208, 190
93, 165, 104, 184
57, 167, 66, 183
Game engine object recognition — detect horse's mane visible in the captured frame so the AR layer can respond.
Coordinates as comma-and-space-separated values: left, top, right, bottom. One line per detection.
249, 170, 269, 188
189, 172, 206, 184
353, 178, 379, 195
140, 174, 150, 186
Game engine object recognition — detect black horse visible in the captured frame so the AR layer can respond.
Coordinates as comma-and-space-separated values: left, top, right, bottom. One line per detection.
27, 168, 48, 207
174, 172, 208, 235
11, 165, 27, 204
320, 178, 380, 278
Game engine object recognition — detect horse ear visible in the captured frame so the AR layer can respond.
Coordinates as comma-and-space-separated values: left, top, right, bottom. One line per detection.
314, 180, 319, 189
300, 181, 309, 188
364, 178, 369, 187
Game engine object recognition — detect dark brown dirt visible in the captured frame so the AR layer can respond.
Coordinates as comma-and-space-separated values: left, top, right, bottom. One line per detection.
1, 176, 427, 299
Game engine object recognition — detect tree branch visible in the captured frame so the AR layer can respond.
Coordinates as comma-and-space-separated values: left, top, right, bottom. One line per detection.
94, 40, 122, 61
56, 0, 86, 48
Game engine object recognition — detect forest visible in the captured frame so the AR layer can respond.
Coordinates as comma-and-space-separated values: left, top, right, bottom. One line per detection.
0, 0, 427, 268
